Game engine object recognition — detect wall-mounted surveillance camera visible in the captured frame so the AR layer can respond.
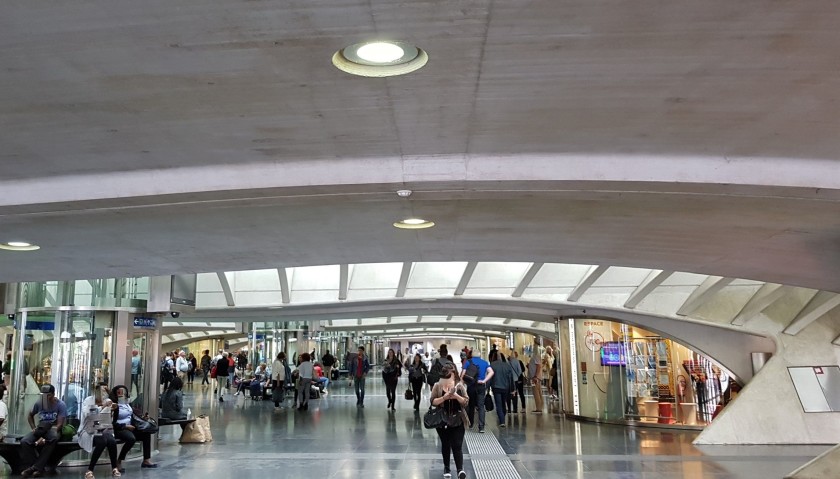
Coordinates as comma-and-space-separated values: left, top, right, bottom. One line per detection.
582, 309, 586, 314
7, 314, 14, 320
170, 311, 180, 318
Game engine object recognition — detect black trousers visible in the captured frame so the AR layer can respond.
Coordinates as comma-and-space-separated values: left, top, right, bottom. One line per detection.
88, 432, 118, 470
410, 378, 424, 409
113, 428, 152, 461
21, 428, 59, 471
435, 424, 465, 473
384, 378, 399, 406
516, 379, 526, 409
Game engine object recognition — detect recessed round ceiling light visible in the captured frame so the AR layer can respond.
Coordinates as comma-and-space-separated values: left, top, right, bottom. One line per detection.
393, 218, 435, 229
0, 241, 40, 251
356, 42, 404, 63
333, 41, 428, 77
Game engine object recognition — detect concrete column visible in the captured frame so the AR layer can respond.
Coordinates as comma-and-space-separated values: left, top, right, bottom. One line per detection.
695, 322, 840, 445
112, 311, 133, 387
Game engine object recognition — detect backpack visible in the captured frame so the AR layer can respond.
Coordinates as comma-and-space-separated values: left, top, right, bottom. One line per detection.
462, 360, 479, 385
427, 359, 444, 386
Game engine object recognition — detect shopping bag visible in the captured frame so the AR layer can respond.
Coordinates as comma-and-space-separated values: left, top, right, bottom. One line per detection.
404, 389, 413, 400
195, 415, 212, 442
179, 421, 206, 443
484, 393, 494, 412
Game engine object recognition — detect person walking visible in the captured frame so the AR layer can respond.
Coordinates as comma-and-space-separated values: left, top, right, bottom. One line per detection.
528, 351, 543, 413
187, 353, 197, 385
216, 352, 230, 402
130, 350, 141, 397
321, 350, 336, 382
512, 351, 527, 412
407, 353, 428, 410
271, 352, 289, 409
431, 364, 469, 479
461, 349, 493, 433
297, 353, 314, 411
382, 348, 402, 411
175, 351, 189, 383
507, 351, 523, 413
200, 350, 211, 386
489, 351, 516, 427
349, 346, 370, 407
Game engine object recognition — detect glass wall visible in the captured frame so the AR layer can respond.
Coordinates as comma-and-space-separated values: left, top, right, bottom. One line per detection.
9, 310, 114, 434
568, 318, 737, 427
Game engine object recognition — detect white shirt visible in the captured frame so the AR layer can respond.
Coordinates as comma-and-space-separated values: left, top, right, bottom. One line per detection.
297, 361, 314, 379
177, 356, 189, 372
272, 360, 286, 381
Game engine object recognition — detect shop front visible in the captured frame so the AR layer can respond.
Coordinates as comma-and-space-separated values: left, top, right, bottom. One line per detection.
561, 318, 739, 428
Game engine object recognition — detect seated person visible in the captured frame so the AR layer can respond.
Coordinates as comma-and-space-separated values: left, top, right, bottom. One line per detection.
79, 383, 120, 479
313, 363, 329, 392
234, 374, 255, 396
21, 384, 67, 478
160, 377, 187, 420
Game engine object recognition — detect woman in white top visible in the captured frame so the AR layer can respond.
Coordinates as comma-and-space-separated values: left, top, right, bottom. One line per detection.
296, 353, 314, 411
80, 383, 119, 479
0, 384, 8, 442
109, 385, 157, 470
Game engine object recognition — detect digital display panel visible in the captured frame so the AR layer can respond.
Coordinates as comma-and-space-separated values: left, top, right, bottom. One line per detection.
600, 341, 626, 366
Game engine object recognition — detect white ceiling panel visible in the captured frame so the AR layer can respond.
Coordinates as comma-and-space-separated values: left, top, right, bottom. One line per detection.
407, 262, 469, 289
529, 264, 594, 288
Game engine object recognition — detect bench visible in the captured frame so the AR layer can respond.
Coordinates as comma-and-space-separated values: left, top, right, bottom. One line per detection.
157, 418, 195, 431
0, 437, 124, 475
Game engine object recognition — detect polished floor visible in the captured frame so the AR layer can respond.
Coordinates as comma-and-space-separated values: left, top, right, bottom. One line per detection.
72, 379, 827, 479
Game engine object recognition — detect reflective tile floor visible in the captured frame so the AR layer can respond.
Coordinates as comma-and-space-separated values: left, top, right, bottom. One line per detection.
64, 380, 828, 479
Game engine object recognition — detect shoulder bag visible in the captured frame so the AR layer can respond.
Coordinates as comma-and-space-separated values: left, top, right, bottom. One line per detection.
131, 414, 159, 434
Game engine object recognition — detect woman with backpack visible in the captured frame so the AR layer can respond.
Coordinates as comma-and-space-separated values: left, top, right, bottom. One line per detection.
407, 353, 428, 410
382, 349, 402, 411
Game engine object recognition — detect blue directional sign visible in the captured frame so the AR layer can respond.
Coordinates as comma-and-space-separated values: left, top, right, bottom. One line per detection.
133, 317, 157, 329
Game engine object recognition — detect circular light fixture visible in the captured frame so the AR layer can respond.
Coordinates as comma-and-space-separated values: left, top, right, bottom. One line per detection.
393, 218, 435, 229
333, 41, 428, 77
357, 42, 404, 63
0, 241, 40, 251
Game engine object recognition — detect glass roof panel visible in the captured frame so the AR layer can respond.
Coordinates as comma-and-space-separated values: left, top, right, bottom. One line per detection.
469, 262, 531, 288
234, 269, 281, 291
520, 289, 573, 302
234, 291, 282, 307
291, 290, 339, 304
349, 263, 403, 289
407, 262, 468, 289
197, 273, 222, 292
347, 289, 397, 301
529, 263, 593, 288
593, 267, 652, 287
404, 288, 458, 298
660, 272, 708, 287
289, 265, 340, 290
196, 291, 229, 308
577, 286, 635, 305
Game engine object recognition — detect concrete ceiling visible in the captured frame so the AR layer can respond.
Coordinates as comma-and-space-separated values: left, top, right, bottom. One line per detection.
2, 1, 840, 294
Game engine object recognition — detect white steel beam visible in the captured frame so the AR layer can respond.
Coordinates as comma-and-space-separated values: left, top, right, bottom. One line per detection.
454, 262, 478, 296
396, 262, 412, 298
731, 284, 792, 326
676, 276, 734, 316
624, 270, 673, 309
339, 264, 349, 301
216, 272, 235, 307
277, 268, 290, 304
512, 263, 543, 298
784, 291, 840, 335
567, 265, 609, 302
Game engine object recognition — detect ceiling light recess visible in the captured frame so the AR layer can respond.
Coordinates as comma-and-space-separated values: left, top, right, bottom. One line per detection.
333, 41, 428, 77
393, 218, 435, 230
0, 241, 40, 251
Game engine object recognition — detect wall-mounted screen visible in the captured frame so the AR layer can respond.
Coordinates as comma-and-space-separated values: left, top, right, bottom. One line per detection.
600, 341, 626, 366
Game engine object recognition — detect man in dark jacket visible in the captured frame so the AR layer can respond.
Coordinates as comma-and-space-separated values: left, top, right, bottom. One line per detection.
216, 353, 230, 402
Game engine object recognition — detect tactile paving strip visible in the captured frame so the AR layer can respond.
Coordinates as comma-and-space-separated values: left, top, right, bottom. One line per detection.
464, 431, 521, 479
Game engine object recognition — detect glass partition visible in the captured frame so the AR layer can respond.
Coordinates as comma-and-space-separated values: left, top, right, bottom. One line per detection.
570, 318, 737, 427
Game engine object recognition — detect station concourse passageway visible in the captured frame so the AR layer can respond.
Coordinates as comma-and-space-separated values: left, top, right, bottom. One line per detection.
2, 1, 840, 478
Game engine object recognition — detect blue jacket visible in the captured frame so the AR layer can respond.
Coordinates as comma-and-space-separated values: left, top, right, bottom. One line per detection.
349, 354, 370, 378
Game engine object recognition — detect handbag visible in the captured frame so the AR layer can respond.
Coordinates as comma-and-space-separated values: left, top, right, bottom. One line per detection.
404, 389, 413, 401
423, 406, 446, 429
195, 415, 212, 442
131, 414, 159, 434
210, 365, 217, 379
179, 421, 206, 443
484, 392, 494, 412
